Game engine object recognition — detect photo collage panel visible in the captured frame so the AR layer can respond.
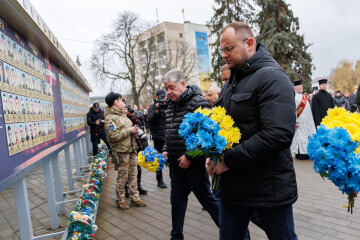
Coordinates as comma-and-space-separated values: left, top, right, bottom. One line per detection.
5, 121, 56, 156
64, 118, 86, 133
0, 31, 46, 81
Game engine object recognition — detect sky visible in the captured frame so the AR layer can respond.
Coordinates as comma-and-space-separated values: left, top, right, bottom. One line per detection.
29, 0, 360, 96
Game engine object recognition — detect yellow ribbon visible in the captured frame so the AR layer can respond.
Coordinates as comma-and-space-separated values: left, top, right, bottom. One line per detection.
340, 198, 354, 209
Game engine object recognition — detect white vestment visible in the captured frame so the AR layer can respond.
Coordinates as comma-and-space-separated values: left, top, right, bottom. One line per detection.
291, 93, 316, 156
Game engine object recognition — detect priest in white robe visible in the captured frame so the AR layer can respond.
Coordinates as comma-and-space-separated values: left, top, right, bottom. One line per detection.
291, 79, 316, 160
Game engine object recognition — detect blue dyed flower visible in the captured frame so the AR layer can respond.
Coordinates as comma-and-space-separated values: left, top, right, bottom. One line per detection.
214, 134, 227, 153
185, 133, 198, 151
196, 130, 214, 150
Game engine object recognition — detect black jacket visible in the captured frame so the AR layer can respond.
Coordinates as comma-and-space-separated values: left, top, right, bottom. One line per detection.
148, 103, 166, 141
349, 93, 358, 112
164, 85, 210, 166
216, 44, 297, 208
333, 94, 347, 108
86, 108, 105, 135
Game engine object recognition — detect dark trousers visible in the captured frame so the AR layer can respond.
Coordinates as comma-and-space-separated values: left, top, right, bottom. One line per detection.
154, 139, 165, 181
169, 163, 219, 240
91, 132, 111, 156
219, 201, 297, 240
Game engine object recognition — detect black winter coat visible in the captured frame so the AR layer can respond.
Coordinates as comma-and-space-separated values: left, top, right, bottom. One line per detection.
349, 93, 358, 112
164, 85, 210, 166
216, 44, 298, 208
333, 94, 347, 108
148, 103, 166, 141
87, 108, 105, 135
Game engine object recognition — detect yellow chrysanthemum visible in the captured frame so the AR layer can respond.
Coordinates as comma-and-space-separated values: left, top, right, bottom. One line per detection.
326, 107, 347, 119
321, 107, 360, 144
220, 116, 235, 130
195, 107, 212, 116
227, 127, 241, 144
212, 106, 226, 118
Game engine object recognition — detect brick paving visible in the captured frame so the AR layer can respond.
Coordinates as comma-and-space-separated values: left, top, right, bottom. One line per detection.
95, 159, 360, 240
0, 143, 360, 239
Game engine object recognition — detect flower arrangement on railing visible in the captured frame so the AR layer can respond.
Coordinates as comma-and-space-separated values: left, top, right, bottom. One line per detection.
67, 146, 108, 239
178, 107, 241, 189
307, 107, 360, 213
138, 146, 167, 172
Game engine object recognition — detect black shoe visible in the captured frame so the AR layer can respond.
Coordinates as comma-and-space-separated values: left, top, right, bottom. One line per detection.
138, 185, 147, 195
157, 180, 167, 188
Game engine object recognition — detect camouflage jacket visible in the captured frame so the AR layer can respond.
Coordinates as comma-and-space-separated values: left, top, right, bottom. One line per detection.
104, 107, 137, 153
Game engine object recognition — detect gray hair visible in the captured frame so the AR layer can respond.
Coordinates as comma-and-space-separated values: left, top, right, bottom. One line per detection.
163, 69, 185, 84
208, 85, 221, 94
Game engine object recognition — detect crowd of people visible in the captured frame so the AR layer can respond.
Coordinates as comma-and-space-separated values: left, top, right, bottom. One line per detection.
86, 22, 360, 240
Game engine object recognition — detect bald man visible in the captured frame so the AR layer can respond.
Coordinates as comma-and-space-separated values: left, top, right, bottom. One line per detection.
220, 64, 231, 84
206, 85, 221, 107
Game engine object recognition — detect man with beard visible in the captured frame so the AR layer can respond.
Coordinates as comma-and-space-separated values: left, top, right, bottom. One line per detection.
290, 79, 316, 160
206, 22, 297, 239
311, 79, 335, 127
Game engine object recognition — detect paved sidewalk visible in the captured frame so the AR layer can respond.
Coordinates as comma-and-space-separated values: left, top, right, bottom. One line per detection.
95, 159, 360, 240
0, 148, 359, 240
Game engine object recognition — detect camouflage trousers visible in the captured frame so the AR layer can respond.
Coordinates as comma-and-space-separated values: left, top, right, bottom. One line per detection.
114, 152, 140, 202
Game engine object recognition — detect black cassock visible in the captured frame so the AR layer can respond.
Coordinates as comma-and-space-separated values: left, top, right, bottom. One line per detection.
311, 90, 335, 126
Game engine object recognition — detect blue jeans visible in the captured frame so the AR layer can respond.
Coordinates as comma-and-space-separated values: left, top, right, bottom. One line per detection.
169, 163, 219, 240
220, 201, 297, 240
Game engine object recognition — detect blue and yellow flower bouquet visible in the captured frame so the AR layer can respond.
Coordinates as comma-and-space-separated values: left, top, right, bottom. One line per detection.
138, 146, 167, 172
179, 106, 241, 188
308, 107, 360, 213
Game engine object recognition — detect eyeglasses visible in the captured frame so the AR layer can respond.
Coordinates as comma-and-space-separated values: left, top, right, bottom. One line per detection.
220, 38, 249, 54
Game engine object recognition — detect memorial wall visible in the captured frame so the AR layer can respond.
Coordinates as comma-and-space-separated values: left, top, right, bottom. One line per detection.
0, 10, 91, 183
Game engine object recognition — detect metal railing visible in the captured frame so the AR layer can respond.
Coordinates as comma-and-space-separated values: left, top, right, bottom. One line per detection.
0, 132, 92, 240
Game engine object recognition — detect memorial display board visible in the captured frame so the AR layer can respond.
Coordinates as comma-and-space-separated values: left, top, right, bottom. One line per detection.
0, 15, 91, 183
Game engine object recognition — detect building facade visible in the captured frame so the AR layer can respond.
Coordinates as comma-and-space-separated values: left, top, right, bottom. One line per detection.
135, 21, 212, 107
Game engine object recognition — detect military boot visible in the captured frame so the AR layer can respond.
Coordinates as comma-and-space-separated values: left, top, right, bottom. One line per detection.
131, 199, 147, 207
117, 201, 129, 210
137, 169, 147, 195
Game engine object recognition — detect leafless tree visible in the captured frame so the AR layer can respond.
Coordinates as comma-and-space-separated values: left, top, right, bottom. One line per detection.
91, 11, 151, 106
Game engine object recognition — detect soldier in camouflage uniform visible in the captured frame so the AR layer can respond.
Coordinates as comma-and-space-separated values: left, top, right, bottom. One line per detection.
104, 92, 147, 210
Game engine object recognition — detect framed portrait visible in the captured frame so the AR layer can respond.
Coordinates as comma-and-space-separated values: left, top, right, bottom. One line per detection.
6, 124, 15, 156
12, 123, 20, 153
28, 122, 34, 147
0, 60, 4, 87
0, 32, 6, 55
2, 92, 11, 123
23, 49, 29, 67
6, 36, 13, 59
17, 45, 24, 65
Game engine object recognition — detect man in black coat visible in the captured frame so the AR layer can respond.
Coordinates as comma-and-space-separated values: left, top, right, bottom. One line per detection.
87, 102, 111, 155
162, 70, 219, 240
207, 22, 297, 240
311, 79, 335, 127
148, 89, 168, 188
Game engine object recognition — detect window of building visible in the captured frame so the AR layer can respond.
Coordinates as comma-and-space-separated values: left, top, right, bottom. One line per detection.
179, 33, 183, 38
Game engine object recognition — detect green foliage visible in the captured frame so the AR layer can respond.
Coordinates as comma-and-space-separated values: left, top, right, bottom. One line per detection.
256, 0, 313, 93
207, 0, 256, 86
186, 149, 204, 158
